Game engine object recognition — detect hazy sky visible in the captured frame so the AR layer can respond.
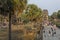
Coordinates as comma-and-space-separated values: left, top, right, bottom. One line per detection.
28, 0, 60, 15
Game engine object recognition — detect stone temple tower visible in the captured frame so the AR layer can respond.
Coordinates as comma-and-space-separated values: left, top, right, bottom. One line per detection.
43, 9, 49, 25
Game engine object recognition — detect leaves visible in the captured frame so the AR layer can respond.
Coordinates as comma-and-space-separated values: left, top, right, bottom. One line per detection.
0, 0, 27, 16
0, 0, 14, 16
20, 4, 43, 24
24, 4, 43, 21
50, 10, 60, 28
57, 10, 60, 19
13, 0, 27, 11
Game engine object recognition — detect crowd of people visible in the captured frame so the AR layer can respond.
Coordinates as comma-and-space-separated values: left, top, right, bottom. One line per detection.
43, 23, 57, 37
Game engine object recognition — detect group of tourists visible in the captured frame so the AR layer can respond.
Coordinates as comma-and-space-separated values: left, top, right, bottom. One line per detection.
49, 27, 56, 36
43, 24, 57, 37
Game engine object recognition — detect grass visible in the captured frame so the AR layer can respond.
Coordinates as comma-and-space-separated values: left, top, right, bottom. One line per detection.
0, 22, 41, 40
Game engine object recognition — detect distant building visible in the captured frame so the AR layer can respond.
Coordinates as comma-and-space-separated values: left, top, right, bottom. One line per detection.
43, 9, 49, 25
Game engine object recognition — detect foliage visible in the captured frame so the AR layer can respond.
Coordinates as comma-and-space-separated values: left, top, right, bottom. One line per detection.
0, 0, 27, 16
51, 12, 57, 19
0, 0, 43, 40
0, 0, 14, 16
13, 0, 27, 13
51, 10, 60, 19
56, 23, 60, 28
21, 4, 43, 23
27, 4, 42, 20
57, 10, 60, 19
50, 10, 60, 28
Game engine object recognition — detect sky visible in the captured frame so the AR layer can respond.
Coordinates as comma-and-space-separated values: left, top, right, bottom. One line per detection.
28, 0, 60, 15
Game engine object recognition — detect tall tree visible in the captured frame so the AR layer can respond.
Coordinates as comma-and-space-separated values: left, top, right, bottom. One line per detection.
13, 0, 27, 17
24, 4, 43, 22
0, 0, 27, 40
0, 0, 13, 16
0, 0, 14, 40
0, 0, 27, 16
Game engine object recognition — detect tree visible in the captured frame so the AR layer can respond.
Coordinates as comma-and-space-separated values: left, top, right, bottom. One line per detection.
21, 4, 43, 40
0, 0, 14, 16
13, 0, 27, 11
0, 0, 14, 40
51, 12, 57, 19
0, 0, 27, 16
50, 10, 60, 28
10, 0, 27, 25
13, 0, 27, 17
21, 13, 29, 24
24, 4, 43, 22
0, 0, 27, 40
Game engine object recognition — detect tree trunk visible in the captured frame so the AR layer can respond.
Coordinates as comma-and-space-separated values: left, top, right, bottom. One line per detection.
9, 12, 11, 40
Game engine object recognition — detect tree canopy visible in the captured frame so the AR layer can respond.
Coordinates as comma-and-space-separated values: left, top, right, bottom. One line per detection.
21, 4, 43, 23
0, 0, 13, 16
0, 0, 27, 16
50, 10, 60, 28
